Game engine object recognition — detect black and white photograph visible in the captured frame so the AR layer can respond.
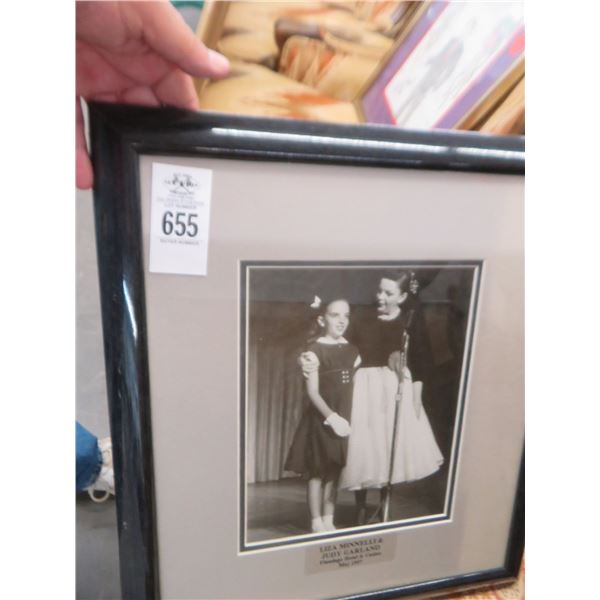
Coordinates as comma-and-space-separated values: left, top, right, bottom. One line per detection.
241, 261, 481, 551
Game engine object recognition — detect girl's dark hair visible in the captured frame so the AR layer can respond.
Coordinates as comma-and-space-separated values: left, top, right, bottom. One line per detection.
306, 296, 350, 344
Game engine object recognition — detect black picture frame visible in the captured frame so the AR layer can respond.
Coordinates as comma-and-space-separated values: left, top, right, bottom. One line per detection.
89, 102, 524, 600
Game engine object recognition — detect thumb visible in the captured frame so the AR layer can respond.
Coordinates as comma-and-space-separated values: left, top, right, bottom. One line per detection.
76, 98, 93, 190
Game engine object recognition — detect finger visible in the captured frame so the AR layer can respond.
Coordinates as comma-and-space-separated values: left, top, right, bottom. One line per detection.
76, 40, 134, 98
76, 98, 93, 190
92, 93, 118, 103
120, 86, 161, 107
136, 1, 230, 79
154, 70, 199, 110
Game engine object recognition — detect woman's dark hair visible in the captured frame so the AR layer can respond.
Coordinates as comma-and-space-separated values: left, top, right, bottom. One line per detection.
379, 270, 412, 294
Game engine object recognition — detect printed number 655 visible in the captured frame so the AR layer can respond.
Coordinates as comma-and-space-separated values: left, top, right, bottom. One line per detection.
162, 211, 198, 237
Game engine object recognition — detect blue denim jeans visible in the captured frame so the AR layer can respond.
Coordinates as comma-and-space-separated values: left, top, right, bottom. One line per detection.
76, 421, 102, 493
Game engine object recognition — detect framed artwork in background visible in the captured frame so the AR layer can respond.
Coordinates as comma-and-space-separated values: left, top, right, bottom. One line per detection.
357, 1, 525, 130
90, 103, 524, 599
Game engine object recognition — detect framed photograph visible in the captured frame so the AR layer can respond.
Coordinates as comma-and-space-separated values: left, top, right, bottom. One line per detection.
241, 260, 482, 553
90, 103, 524, 599
357, 1, 525, 130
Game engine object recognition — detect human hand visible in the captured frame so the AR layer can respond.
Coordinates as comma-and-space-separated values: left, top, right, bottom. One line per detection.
298, 351, 319, 378
76, 0, 230, 189
388, 351, 402, 375
324, 413, 351, 437
388, 352, 411, 382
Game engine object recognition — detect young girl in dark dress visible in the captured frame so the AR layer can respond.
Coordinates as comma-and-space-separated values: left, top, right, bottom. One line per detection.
285, 297, 361, 533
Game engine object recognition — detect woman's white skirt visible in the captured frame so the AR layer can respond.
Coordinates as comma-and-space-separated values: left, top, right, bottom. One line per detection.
338, 367, 443, 490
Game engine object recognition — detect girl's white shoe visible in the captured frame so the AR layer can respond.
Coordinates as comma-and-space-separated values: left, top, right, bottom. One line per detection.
322, 516, 336, 531
311, 517, 327, 533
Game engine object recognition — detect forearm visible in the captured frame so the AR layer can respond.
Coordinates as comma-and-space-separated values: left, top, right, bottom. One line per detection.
413, 381, 423, 398
412, 380, 423, 417
307, 390, 334, 421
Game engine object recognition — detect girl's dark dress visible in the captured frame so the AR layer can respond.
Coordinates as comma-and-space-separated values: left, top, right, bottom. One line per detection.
285, 340, 359, 479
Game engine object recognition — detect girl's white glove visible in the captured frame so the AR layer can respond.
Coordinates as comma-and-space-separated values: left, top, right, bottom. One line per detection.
324, 413, 351, 437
